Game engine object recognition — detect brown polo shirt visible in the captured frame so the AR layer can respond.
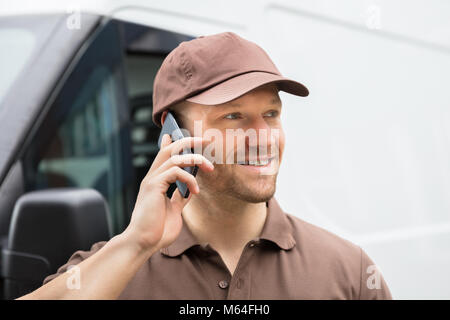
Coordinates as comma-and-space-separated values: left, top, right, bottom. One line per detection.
42, 198, 392, 299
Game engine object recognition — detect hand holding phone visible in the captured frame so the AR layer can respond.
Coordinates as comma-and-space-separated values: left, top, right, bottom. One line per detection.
123, 117, 214, 254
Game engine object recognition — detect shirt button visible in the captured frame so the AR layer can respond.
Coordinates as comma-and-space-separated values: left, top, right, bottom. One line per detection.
218, 280, 229, 289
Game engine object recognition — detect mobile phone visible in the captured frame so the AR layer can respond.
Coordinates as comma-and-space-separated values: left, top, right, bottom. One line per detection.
158, 111, 199, 198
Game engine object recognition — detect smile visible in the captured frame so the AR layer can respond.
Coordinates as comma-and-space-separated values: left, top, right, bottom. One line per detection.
237, 158, 273, 167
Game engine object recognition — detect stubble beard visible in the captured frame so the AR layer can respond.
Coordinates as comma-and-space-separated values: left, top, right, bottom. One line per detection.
196, 164, 278, 203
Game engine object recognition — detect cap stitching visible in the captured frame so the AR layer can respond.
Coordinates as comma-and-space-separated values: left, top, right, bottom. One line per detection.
180, 52, 193, 81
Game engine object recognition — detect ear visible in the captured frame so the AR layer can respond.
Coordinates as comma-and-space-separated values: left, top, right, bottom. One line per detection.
161, 110, 168, 126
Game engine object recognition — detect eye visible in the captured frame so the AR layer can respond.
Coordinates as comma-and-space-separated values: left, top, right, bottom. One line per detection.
223, 113, 241, 120
264, 110, 279, 117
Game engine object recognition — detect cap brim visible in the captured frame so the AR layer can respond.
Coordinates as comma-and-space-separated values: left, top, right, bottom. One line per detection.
185, 71, 309, 105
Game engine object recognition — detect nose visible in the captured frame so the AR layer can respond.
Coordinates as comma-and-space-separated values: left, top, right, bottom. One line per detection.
245, 115, 275, 155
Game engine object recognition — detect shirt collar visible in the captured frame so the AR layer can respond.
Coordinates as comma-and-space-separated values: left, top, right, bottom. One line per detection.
160, 197, 296, 257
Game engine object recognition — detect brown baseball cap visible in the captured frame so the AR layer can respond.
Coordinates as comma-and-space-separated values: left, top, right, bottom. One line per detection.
152, 31, 309, 127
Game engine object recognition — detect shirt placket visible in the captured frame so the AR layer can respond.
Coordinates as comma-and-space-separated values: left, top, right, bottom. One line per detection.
200, 239, 259, 300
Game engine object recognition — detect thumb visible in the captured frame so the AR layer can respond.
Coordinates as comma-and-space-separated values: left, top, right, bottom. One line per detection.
170, 187, 193, 212
161, 133, 172, 148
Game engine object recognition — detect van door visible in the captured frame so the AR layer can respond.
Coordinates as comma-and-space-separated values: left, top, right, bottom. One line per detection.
21, 20, 134, 235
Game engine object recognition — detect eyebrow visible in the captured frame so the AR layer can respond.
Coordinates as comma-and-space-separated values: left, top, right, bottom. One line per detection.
228, 97, 282, 108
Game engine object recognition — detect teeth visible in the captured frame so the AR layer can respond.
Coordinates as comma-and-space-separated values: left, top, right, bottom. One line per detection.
240, 159, 270, 166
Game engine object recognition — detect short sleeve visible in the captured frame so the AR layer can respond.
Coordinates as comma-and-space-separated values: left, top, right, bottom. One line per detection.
42, 241, 108, 285
359, 247, 393, 300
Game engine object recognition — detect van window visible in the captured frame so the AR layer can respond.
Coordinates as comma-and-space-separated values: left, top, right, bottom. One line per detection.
22, 21, 134, 235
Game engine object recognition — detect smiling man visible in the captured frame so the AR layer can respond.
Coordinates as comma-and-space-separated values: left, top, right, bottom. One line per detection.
19, 32, 392, 300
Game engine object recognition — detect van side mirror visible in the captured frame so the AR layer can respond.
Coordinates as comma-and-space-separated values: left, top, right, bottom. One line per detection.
1, 188, 112, 299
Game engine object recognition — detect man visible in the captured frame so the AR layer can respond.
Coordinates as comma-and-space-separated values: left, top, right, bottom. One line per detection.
19, 32, 392, 299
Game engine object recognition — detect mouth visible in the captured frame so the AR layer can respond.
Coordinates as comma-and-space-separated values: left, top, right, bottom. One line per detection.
237, 158, 272, 166
229, 156, 279, 175
235, 157, 278, 175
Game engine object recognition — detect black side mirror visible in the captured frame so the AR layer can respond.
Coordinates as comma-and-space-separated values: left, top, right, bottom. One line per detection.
1, 188, 112, 299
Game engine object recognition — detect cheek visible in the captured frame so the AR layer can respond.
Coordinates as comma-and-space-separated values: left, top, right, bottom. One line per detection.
197, 164, 232, 186
277, 128, 286, 161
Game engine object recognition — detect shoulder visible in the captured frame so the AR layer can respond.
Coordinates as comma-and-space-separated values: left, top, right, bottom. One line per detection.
283, 212, 363, 289
285, 212, 362, 261
284, 212, 393, 299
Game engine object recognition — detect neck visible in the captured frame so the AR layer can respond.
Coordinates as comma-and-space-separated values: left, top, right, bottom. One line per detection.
182, 192, 268, 253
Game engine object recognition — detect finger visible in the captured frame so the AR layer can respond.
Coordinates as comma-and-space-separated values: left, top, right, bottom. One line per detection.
144, 134, 172, 176
163, 136, 212, 158
151, 136, 211, 171
153, 153, 214, 176
170, 186, 192, 211
160, 133, 172, 148
157, 167, 199, 195
143, 134, 171, 177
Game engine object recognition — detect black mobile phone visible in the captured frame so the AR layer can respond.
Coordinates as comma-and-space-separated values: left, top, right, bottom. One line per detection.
158, 111, 199, 198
